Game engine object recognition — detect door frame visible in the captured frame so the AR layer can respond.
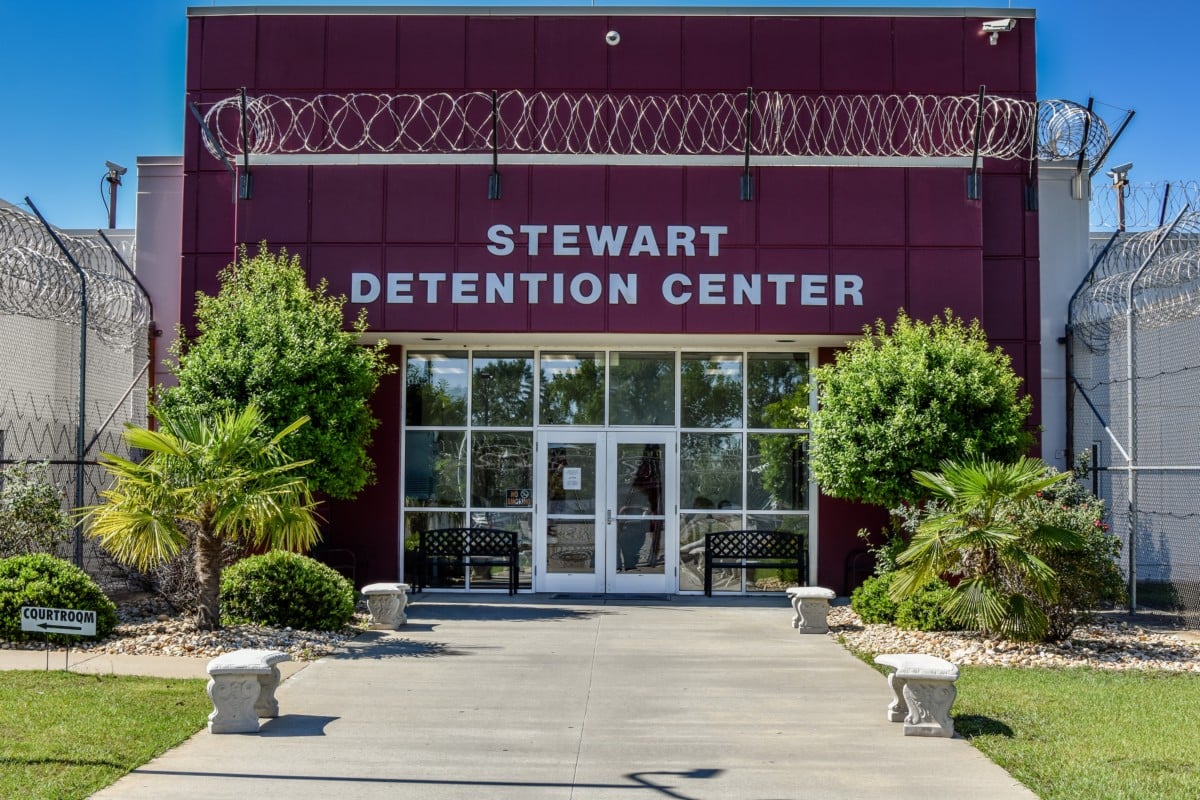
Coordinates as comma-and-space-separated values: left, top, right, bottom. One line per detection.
534, 429, 677, 594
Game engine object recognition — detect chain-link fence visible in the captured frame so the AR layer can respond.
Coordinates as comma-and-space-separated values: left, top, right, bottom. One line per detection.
0, 200, 151, 590
1070, 210, 1200, 622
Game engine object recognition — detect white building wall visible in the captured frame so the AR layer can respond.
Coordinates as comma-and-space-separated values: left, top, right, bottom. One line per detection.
135, 156, 184, 390
1037, 162, 1092, 470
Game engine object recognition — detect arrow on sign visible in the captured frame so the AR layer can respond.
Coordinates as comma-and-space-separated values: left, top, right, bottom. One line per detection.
38, 622, 83, 632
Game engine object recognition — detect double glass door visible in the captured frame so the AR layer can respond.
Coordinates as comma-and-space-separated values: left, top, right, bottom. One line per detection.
537, 431, 676, 594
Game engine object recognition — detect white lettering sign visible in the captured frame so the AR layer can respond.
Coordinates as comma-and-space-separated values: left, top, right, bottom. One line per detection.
20, 606, 97, 637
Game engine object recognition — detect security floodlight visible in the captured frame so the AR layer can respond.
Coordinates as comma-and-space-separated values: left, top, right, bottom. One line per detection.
983, 18, 1016, 45
605, 30, 620, 46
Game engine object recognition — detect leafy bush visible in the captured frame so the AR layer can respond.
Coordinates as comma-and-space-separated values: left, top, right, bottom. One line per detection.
895, 580, 961, 632
0, 461, 70, 557
220, 550, 355, 631
1006, 461, 1126, 639
0, 554, 118, 643
851, 573, 899, 624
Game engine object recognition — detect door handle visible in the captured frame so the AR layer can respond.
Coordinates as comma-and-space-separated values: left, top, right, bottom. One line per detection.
606, 509, 613, 525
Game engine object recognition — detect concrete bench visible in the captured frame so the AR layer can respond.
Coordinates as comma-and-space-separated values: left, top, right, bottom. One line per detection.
206, 648, 292, 734
785, 586, 837, 633
362, 582, 410, 629
874, 653, 959, 738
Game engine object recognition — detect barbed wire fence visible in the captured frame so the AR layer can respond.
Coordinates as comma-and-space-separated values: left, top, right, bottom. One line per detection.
1091, 180, 1200, 232
1069, 209, 1200, 622
0, 200, 152, 591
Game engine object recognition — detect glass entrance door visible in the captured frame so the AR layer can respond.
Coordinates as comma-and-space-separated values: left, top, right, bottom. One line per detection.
536, 431, 676, 594
606, 433, 675, 593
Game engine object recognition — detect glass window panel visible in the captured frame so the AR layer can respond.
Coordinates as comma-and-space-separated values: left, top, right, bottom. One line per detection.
747, 433, 808, 511
539, 352, 605, 425
547, 442, 597, 515
609, 351, 675, 426
681, 353, 743, 429
468, 511, 533, 590
747, 352, 809, 429
680, 433, 743, 512
406, 352, 468, 426
404, 431, 466, 507
470, 432, 533, 509
472, 352, 533, 427
678, 512, 742, 592
403, 511, 466, 589
546, 521, 596, 574
745, 514, 808, 591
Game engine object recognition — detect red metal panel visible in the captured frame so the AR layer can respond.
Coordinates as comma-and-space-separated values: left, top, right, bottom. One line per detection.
457, 165, 531, 245
908, 169, 981, 246
195, 172, 236, 254
751, 17, 821, 91
830, 168, 906, 246
257, 16, 325, 90
822, 18, 894, 93
684, 168, 756, 247
757, 248, 831, 334
535, 16, 609, 89
894, 18, 964, 94
682, 247, 758, 333
199, 16, 256, 90
326, 16, 397, 90
609, 168, 684, 229
383, 246, 455, 331
1025, 259, 1041, 341
964, 19, 1021, 94
758, 168, 830, 246
397, 17, 466, 89
237, 166, 310, 244
607, 16, 683, 91
829, 248, 906, 333
606, 254, 686, 332
682, 17, 751, 91
908, 248, 983, 323
524, 252, 607, 332
311, 245, 382, 330
312, 166, 384, 243
386, 166, 458, 244
467, 17, 536, 90
982, 258, 1026, 339
982, 173, 1026, 256
531, 166, 606, 228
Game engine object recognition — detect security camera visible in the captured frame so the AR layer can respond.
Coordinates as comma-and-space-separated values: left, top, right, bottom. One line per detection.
605, 30, 620, 46
981, 18, 1016, 33
1106, 162, 1134, 182
105, 161, 128, 177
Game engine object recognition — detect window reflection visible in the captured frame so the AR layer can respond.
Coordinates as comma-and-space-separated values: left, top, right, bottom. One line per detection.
680, 433, 743, 511
472, 352, 533, 427
404, 430, 466, 507
681, 353, 742, 428
470, 432, 533, 509
747, 352, 808, 429
748, 434, 808, 510
406, 352, 469, 426
539, 352, 604, 425
609, 352, 674, 426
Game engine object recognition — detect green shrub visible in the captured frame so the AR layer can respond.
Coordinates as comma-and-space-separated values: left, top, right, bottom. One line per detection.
220, 550, 355, 631
0, 554, 118, 643
0, 461, 70, 557
895, 580, 961, 632
851, 573, 898, 624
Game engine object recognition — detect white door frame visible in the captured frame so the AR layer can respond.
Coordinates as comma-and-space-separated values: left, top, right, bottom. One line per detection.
604, 430, 677, 594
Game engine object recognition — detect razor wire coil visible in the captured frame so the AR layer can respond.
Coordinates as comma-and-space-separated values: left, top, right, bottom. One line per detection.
0, 205, 149, 349
195, 91, 1109, 164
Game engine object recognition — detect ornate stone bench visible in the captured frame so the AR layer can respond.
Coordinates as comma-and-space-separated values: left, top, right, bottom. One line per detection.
206, 648, 292, 734
874, 653, 960, 738
362, 582, 410, 629
785, 586, 837, 633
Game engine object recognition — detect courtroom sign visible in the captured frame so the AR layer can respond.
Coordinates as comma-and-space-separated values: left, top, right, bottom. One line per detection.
20, 606, 97, 637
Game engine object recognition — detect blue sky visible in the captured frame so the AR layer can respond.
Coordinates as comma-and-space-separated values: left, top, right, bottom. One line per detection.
0, 0, 1193, 230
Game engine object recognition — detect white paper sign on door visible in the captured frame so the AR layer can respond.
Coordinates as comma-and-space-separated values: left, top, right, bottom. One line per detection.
562, 467, 582, 491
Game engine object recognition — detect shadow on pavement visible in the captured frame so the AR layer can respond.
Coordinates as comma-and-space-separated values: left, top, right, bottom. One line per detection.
259, 714, 339, 737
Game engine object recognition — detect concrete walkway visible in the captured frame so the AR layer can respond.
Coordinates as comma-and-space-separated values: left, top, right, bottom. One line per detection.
69, 595, 1033, 799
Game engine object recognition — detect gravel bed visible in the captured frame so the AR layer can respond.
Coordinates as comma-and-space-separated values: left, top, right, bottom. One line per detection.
1, 596, 370, 661
828, 605, 1200, 672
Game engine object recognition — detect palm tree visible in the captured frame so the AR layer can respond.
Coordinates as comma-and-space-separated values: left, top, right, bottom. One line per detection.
83, 405, 320, 630
890, 457, 1084, 642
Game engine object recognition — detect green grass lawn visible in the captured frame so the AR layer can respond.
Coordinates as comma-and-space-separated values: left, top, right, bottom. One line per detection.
0, 670, 208, 800
955, 667, 1200, 800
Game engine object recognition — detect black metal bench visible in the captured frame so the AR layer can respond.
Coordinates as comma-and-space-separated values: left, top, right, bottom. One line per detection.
703, 529, 807, 596
414, 527, 520, 595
